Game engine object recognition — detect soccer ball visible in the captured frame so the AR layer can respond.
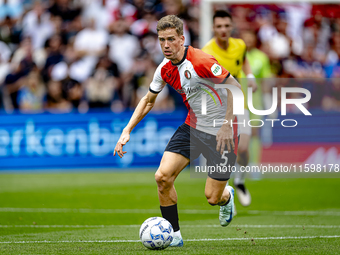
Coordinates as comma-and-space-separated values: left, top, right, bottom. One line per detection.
139, 217, 173, 250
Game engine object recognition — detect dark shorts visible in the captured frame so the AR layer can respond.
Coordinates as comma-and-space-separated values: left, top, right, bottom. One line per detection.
165, 123, 238, 181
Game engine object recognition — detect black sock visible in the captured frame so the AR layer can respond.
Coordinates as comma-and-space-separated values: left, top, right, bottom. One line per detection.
160, 204, 180, 232
220, 195, 231, 206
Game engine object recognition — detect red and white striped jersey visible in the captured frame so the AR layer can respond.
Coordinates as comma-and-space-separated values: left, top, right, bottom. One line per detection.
150, 46, 237, 137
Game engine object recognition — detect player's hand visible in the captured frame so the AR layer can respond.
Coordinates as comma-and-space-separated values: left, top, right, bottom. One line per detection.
113, 131, 130, 158
216, 124, 234, 155
248, 79, 257, 93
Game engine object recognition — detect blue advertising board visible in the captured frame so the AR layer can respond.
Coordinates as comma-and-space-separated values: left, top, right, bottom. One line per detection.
1, 109, 339, 170
0, 110, 187, 170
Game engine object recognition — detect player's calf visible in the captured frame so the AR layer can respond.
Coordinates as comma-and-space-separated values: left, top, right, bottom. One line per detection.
206, 190, 231, 206
219, 186, 235, 227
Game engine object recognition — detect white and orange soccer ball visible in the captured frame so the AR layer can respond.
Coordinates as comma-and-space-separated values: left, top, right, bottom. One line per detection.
139, 217, 173, 250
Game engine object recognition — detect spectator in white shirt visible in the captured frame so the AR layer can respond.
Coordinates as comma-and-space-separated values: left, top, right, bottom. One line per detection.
108, 18, 140, 73
72, 18, 109, 82
22, 1, 55, 50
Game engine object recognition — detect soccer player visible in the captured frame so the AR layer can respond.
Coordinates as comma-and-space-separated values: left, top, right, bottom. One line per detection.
114, 15, 242, 247
202, 10, 257, 207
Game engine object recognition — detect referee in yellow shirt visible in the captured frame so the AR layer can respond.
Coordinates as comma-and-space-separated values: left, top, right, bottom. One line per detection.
202, 10, 257, 207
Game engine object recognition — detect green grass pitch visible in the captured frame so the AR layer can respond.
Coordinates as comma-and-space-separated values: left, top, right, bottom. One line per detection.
1, 170, 340, 254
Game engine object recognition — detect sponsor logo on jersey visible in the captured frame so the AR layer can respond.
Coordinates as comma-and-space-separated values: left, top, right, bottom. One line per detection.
175, 86, 200, 94
184, 70, 191, 79
211, 63, 222, 76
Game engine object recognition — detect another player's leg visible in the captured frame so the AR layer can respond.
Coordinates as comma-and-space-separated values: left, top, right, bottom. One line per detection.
155, 151, 189, 247
250, 126, 262, 168
234, 111, 252, 206
234, 133, 251, 206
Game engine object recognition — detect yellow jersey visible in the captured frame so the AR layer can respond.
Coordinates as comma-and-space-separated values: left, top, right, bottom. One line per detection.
202, 37, 247, 108
202, 37, 246, 79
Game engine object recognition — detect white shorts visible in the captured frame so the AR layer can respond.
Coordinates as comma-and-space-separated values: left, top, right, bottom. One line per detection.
237, 110, 251, 136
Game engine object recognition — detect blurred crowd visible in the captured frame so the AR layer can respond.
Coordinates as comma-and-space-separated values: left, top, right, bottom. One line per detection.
0, 0, 339, 114
228, 3, 340, 112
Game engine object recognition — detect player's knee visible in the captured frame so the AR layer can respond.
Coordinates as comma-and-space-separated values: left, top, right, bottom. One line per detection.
154, 171, 164, 184
155, 171, 173, 190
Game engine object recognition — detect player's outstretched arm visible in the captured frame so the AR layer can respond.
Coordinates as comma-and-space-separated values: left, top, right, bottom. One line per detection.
113, 91, 158, 158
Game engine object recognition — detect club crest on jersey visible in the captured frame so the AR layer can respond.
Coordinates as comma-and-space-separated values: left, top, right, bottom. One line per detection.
211, 63, 222, 76
184, 70, 191, 79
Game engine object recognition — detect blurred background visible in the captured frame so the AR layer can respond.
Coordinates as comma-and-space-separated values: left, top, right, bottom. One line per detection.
0, 0, 339, 170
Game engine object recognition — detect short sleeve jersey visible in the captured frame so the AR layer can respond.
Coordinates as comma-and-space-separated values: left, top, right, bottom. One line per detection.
150, 46, 237, 137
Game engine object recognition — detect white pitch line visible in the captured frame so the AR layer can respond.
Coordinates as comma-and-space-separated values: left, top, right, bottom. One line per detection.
184, 224, 340, 229
231, 224, 340, 229
0, 225, 139, 228
1, 207, 340, 216
1, 224, 340, 229
1, 235, 340, 244
0, 240, 140, 244
249, 210, 340, 216
186, 235, 340, 241
0, 208, 216, 214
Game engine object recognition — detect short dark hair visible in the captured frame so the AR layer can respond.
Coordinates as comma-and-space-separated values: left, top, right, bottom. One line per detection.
213, 10, 232, 23
157, 15, 183, 36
